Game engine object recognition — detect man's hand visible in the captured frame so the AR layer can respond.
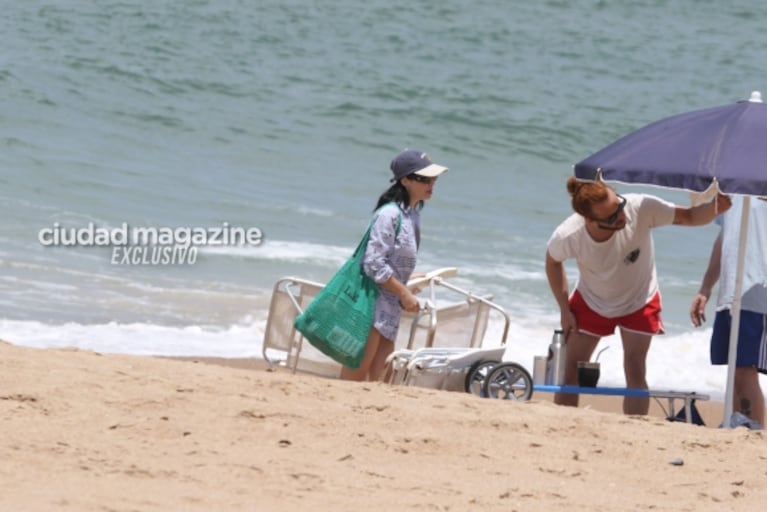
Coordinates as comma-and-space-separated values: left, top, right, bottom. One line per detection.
561, 309, 578, 340
690, 293, 708, 327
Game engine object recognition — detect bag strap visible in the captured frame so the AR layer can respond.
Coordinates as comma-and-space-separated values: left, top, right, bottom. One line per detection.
351, 225, 374, 260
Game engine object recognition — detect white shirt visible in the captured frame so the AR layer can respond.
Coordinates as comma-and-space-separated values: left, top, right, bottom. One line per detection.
716, 196, 767, 314
547, 193, 675, 317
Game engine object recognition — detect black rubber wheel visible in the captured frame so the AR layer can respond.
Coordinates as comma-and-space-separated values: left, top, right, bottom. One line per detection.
464, 360, 499, 397
482, 362, 533, 401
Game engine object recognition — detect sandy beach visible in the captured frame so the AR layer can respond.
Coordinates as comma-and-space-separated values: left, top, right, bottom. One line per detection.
2, 339, 765, 512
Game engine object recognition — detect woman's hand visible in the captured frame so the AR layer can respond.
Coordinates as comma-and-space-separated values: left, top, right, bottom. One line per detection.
382, 276, 421, 313
399, 289, 421, 313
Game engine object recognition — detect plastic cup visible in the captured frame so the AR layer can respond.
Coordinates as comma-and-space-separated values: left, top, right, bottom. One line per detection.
577, 361, 600, 387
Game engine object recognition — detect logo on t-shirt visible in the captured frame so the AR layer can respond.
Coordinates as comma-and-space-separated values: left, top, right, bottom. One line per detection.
624, 248, 640, 264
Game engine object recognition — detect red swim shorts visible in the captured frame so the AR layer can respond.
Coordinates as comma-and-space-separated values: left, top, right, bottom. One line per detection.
569, 289, 664, 337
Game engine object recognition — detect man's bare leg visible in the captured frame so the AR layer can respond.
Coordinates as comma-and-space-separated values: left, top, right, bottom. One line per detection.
620, 328, 652, 415
554, 331, 600, 407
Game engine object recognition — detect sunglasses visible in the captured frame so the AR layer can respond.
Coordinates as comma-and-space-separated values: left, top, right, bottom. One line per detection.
407, 174, 437, 184
594, 194, 627, 225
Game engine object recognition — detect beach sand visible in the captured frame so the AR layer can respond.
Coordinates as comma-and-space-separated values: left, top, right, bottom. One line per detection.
2, 339, 765, 512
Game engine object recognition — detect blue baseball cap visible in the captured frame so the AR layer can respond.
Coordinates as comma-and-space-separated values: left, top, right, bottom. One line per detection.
390, 149, 448, 182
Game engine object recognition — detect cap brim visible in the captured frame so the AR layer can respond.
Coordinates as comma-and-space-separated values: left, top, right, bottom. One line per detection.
413, 164, 448, 178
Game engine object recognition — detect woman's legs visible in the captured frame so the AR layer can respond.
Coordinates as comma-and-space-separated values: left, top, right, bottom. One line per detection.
339, 327, 393, 382
368, 336, 395, 382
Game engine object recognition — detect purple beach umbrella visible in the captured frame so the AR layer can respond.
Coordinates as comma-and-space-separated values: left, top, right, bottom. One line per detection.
575, 91, 767, 196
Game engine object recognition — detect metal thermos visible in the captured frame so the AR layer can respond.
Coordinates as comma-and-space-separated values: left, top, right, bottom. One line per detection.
545, 329, 567, 385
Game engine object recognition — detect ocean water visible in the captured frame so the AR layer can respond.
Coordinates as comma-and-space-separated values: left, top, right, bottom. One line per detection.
2, 0, 766, 399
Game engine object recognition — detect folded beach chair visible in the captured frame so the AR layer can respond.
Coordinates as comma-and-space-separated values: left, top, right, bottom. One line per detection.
262, 277, 343, 378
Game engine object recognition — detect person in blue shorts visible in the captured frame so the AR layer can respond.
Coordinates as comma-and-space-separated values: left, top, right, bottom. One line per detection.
690, 196, 767, 428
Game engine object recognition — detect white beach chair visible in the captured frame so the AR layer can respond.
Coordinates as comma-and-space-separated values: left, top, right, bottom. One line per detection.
262, 276, 343, 378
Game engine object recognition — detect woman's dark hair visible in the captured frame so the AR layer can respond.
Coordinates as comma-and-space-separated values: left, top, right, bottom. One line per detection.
374, 180, 424, 211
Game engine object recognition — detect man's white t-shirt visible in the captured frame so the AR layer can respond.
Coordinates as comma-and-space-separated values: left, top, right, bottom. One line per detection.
547, 193, 675, 318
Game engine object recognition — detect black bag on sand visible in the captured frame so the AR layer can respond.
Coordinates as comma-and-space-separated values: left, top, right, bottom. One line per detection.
666, 399, 705, 426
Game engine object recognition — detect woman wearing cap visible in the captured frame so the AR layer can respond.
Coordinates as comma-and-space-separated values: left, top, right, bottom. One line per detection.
340, 149, 448, 381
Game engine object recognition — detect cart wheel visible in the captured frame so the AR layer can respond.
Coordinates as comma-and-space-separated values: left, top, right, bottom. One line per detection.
482, 362, 533, 401
464, 360, 499, 397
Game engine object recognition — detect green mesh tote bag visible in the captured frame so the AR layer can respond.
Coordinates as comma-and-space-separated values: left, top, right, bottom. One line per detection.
294, 205, 401, 369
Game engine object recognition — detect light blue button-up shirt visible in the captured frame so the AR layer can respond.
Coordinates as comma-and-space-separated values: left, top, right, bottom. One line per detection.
362, 202, 419, 341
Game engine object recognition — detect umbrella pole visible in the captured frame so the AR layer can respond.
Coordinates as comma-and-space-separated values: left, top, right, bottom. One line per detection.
722, 197, 751, 428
